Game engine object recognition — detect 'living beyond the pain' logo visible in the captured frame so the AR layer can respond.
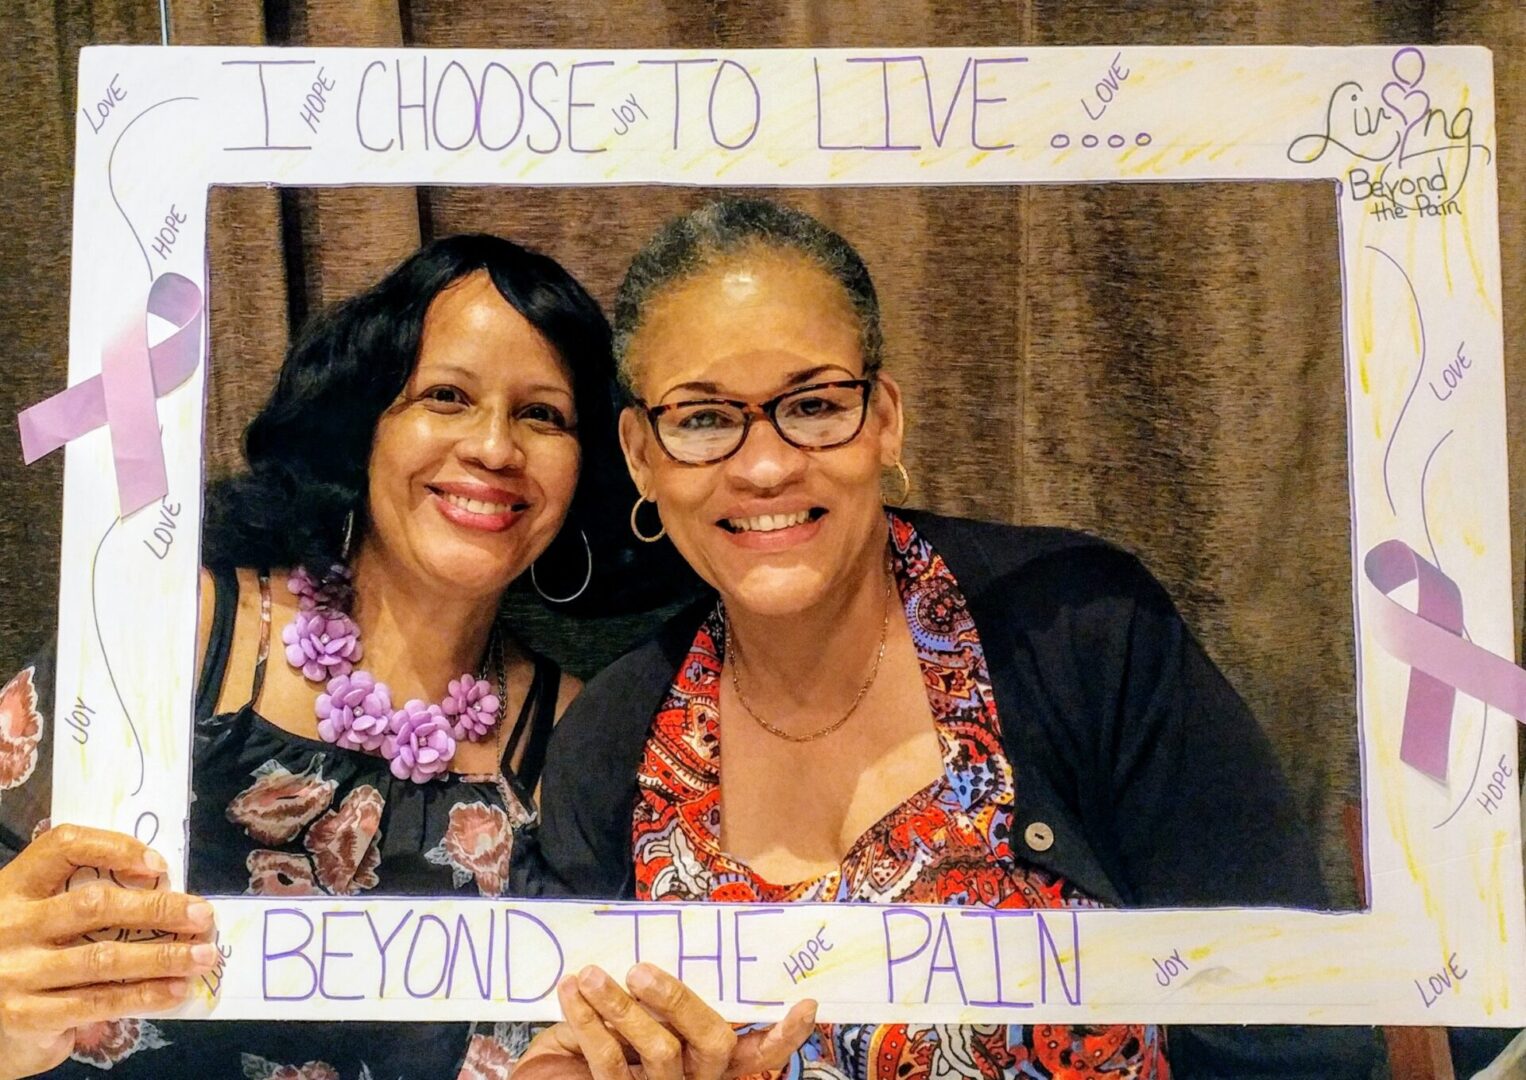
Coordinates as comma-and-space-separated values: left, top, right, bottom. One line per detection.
1286, 47, 1491, 221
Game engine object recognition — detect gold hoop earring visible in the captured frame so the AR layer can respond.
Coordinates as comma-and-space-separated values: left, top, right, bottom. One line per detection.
630, 495, 666, 543
886, 460, 912, 507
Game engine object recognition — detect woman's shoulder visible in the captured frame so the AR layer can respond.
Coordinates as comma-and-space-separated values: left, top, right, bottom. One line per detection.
528, 601, 714, 900
902, 509, 1169, 610
547, 598, 711, 760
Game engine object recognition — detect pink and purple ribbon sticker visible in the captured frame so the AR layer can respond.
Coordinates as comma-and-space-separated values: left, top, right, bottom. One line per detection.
17, 272, 203, 516
1364, 538, 1526, 781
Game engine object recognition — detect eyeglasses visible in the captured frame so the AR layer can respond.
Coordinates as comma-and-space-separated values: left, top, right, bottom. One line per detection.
638, 378, 876, 466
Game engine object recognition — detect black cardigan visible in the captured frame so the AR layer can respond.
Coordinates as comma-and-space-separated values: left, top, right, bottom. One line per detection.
517, 510, 1377, 1078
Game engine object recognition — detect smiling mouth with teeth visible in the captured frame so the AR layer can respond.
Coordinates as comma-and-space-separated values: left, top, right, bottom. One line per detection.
436, 491, 528, 515
720, 508, 826, 533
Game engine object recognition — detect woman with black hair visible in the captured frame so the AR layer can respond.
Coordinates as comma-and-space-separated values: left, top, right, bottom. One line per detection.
0, 235, 636, 1078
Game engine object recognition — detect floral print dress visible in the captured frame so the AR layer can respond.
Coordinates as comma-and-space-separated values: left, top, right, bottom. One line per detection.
632, 515, 1170, 1080
0, 567, 559, 1079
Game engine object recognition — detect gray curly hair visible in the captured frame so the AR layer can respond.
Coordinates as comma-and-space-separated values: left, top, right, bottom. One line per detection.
611, 197, 883, 400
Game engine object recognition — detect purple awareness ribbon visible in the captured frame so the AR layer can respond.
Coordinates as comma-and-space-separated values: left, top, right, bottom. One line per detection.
17, 272, 204, 516
1364, 538, 1526, 781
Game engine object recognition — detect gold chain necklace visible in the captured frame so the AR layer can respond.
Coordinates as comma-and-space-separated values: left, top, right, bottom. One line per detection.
724, 572, 894, 743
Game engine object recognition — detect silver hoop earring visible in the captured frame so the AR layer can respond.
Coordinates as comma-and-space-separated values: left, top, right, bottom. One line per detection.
340, 509, 355, 561
531, 529, 593, 604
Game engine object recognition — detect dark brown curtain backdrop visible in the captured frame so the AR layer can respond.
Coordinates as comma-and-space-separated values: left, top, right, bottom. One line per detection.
2, 0, 1522, 964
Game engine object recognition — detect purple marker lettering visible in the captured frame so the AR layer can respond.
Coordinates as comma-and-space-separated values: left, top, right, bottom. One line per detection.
917, 57, 972, 148
526, 62, 563, 154
567, 61, 613, 153
970, 57, 1027, 151
447, 912, 495, 1000
922, 914, 969, 1004
356, 61, 394, 152
396, 56, 429, 151
847, 56, 924, 151
593, 907, 676, 966
222, 60, 315, 151
318, 910, 365, 1001
262, 907, 318, 1002
479, 62, 526, 151
85, 73, 127, 136
1036, 911, 1082, 1005
229, 58, 275, 146
814, 59, 865, 151
733, 908, 785, 1006
638, 58, 718, 150
364, 906, 414, 997
783, 951, 804, 984
882, 908, 933, 1002
708, 60, 761, 150
678, 907, 725, 1000
403, 913, 451, 999
299, 74, 327, 134
961, 909, 1034, 1008
504, 908, 565, 1003
432, 60, 481, 152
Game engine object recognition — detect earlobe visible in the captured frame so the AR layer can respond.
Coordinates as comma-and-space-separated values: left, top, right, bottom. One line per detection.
873, 372, 907, 465
618, 408, 652, 492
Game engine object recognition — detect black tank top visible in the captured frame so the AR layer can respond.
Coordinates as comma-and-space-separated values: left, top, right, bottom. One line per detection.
35, 566, 560, 1077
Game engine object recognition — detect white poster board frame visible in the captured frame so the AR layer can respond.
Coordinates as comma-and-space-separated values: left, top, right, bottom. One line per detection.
37, 44, 1519, 1025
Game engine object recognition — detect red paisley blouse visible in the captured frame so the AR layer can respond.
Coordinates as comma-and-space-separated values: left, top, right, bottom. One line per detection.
631, 513, 1170, 1080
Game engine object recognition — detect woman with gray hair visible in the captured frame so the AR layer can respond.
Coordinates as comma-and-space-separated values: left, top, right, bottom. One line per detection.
514, 197, 1374, 1080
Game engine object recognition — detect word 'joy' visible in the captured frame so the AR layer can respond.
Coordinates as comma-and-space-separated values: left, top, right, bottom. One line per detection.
611, 92, 649, 136
1153, 947, 1189, 987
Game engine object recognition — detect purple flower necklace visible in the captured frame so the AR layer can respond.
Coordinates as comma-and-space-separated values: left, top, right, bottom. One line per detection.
282, 566, 505, 784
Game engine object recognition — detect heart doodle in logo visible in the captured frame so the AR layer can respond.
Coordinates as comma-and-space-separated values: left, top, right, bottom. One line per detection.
1381, 81, 1431, 128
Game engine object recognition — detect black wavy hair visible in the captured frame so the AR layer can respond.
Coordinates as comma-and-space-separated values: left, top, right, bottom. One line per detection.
203, 233, 658, 613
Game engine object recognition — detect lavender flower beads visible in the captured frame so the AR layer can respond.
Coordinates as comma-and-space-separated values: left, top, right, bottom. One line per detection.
286, 566, 503, 783
384, 701, 458, 784
315, 671, 392, 752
